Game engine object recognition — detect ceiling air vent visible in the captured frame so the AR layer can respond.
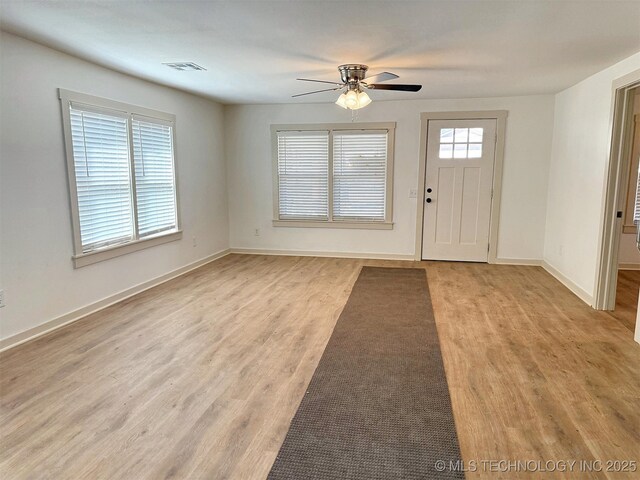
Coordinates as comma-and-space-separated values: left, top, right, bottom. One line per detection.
163, 62, 206, 71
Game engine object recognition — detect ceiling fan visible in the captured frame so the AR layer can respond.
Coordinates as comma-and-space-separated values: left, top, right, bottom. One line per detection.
293, 64, 422, 110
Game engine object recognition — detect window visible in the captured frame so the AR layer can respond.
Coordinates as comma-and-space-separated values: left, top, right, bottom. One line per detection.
60, 90, 180, 267
277, 131, 329, 220
272, 123, 395, 229
439, 127, 483, 159
333, 131, 387, 221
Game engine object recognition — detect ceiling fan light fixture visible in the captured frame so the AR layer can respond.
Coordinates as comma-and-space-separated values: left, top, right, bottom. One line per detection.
336, 89, 371, 110
345, 90, 359, 109
295, 64, 422, 109
335, 93, 348, 109
357, 90, 371, 108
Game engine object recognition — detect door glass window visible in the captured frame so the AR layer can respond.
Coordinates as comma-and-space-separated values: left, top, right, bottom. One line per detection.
439, 127, 483, 159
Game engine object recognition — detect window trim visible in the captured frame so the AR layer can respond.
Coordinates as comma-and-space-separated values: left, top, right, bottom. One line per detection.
271, 122, 395, 229
59, 89, 182, 268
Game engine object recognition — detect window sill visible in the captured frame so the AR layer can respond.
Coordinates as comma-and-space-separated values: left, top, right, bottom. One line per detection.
73, 230, 183, 268
272, 220, 393, 230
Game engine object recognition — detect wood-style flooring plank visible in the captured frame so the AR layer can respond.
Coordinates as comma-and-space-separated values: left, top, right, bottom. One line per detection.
1, 255, 639, 479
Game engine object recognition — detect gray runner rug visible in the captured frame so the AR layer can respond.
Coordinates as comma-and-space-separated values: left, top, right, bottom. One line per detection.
267, 267, 464, 480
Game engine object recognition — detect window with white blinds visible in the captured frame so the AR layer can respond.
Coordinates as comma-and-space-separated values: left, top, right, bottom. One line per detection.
333, 131, 387, 221
62, 90, 179, 265
277, 131, 329, 220
70, 107, 134, 251
274, 123, 394, 227
132, 117, 177, 237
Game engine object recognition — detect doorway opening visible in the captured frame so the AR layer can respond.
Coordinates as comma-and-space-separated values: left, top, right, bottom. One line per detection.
594, 70, 640, 341
414, 111, 507, 262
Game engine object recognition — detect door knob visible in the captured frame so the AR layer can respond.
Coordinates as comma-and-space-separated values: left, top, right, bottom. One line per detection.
426, 198, 432, 203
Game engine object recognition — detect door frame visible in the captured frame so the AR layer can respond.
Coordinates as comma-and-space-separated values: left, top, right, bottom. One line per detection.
414, 110, 508, 262
594, 70, 640, 310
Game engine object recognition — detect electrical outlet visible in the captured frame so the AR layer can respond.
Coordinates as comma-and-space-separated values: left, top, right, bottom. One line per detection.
192, 236, 197, 247
409, 188, 417, 199
0, 290, 5, 308
254, 228, 260, 236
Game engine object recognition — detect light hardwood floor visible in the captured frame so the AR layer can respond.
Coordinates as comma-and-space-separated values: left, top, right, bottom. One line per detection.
1, 255, 639, 479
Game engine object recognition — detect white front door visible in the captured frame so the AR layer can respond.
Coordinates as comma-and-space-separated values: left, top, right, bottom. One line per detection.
422, 119, 497, 261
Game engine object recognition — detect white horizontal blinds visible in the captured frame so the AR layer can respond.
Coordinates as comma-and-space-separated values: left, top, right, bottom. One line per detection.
333, 130, 388, 221
69, 105, 134, 252
132, 117, 177, 237
277, 131, 329, 220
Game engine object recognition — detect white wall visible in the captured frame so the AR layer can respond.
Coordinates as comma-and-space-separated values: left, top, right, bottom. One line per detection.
544, 52, 640, 299
0, 32, 229, 341
619, 234, 640, 266
225, 96, 555, 260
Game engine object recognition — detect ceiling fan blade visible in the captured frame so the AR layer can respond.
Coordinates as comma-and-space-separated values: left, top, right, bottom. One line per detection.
297, 78, 343, 86
362, 71, 399, 83
367, 84, 422, 92
292, 86, 343, 98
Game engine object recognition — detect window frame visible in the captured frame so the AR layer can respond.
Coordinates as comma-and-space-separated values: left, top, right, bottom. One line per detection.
271, 122, 395, 229
59, 89, 182, 268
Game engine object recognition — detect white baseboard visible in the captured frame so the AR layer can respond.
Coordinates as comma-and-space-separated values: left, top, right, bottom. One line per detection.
618, 263, 640, 271
0, 249, 597, 352
541, 260, 594, 306
229, 247, 415, 261
231, 249, 543, 265
0, 249, 231, 353
493, 258, 542, 266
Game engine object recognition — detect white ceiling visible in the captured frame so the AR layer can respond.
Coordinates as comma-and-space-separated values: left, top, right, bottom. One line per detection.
2, 1, 640, 105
